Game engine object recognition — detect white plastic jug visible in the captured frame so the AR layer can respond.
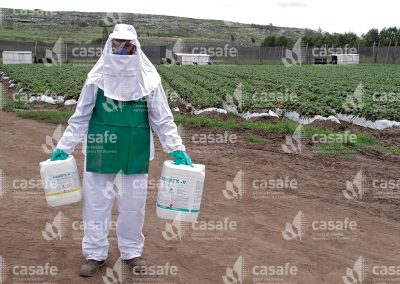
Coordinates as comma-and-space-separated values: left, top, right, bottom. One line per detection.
157, 160, 206, 222
39, 155, 82, 207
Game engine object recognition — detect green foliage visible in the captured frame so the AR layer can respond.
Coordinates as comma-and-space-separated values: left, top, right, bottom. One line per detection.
3, 63, 400, 121
388, 144, 400, 153
17, 109, 74, 124
262, 36, 292, 47
157, 64, 400, 121
0, 64, 91, 99
244, 133, 265, 143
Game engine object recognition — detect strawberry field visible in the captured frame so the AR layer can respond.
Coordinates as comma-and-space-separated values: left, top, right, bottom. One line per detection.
2, 63, 400, 120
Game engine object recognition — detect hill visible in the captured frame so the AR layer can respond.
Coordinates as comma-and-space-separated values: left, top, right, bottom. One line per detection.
0, 8, 310, 45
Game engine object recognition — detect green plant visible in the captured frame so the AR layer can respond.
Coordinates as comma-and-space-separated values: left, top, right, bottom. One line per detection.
244, 133, 265, 143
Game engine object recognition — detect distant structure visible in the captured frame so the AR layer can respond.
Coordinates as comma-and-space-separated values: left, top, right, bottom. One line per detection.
314, 53, 359, 65
2, 51, 33, 64
173, 53, 211, 65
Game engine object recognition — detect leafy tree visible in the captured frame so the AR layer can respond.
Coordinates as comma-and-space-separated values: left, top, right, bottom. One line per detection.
275, 36, 291, 47
363, 28, 379, 46
261, 36, 276, 47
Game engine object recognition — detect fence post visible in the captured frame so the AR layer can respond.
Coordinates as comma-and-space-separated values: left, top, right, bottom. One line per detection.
377, 42, 380, 63
372, 41, 375, 63
385, 41, 391, 64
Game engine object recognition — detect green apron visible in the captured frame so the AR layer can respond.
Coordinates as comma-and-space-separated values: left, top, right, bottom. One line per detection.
86, 88, 150, 174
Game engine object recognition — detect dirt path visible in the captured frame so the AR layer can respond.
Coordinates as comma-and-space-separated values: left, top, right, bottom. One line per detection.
0, 111, 399, 284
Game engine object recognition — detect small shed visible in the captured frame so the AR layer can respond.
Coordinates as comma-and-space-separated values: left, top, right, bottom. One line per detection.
2, 51, 33, 64
330, 54, 359, 65
174, 53, 210, 65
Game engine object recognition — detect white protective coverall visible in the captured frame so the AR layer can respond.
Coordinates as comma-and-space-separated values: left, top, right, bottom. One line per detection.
56, 24, 184, 261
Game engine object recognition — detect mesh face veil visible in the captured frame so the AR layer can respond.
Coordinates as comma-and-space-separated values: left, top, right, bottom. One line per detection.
111, 40, 137, 55
86, 24, 161, 101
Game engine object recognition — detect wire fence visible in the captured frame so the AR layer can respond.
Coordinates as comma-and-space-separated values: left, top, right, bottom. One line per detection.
1, 39, 400, 65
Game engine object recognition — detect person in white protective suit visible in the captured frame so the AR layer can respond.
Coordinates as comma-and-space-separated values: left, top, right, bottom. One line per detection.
49, 24, 193, 277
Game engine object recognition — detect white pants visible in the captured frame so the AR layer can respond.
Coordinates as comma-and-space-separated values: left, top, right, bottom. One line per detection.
82, 170, 148, 261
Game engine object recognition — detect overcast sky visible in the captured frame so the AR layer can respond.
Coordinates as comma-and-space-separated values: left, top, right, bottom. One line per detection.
1, 0, 398, 35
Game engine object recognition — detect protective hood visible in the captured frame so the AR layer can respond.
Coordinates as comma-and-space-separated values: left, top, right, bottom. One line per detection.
86, 24, 161, 101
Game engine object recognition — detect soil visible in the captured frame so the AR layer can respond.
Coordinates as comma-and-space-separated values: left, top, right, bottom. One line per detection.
0, 111, 400, 284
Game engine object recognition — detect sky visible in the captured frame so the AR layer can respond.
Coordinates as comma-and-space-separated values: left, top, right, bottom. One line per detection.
0, 0, 398, 35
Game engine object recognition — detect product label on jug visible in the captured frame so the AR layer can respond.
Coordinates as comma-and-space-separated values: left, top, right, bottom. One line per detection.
45, 170, 80, 194
158, 175, 204, 212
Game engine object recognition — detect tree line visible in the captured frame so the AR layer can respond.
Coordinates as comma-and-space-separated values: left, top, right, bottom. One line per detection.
261, 27, 400, 47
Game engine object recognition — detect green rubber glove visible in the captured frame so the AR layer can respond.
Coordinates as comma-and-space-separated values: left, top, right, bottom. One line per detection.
169, 150, 193, 167
50, 148, 68, 161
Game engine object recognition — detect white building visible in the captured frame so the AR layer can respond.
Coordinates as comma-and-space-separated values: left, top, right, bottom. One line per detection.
2, 51, 33, 64
330, 54, 359, 65
174, 53, 211, 65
